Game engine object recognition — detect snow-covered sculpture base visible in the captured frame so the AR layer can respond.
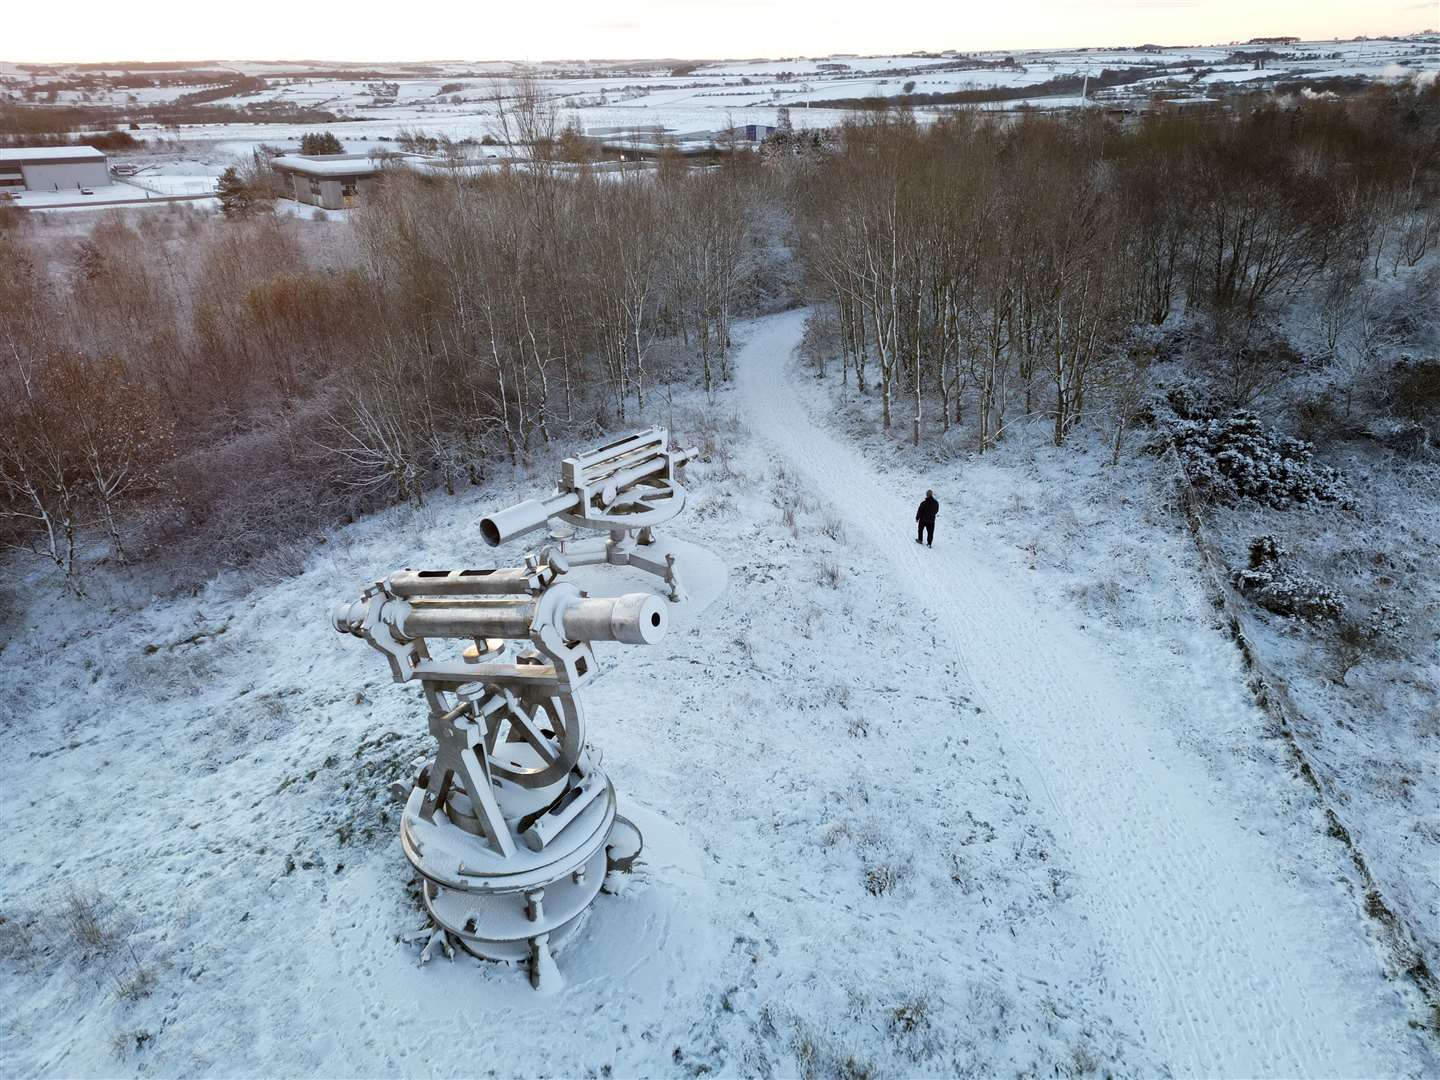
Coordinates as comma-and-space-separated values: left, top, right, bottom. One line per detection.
399, 740, 641, 979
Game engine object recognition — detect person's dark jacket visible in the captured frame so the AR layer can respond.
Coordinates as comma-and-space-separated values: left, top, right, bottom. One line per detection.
916, 495, 939, 524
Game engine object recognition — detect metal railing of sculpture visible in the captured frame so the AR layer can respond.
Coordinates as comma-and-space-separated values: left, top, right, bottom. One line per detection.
333, 427, 694, 991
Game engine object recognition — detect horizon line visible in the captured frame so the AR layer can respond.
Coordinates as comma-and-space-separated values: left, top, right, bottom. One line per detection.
4, 28, 1435, 69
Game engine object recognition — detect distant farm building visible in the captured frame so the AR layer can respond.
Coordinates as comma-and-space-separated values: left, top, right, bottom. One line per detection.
1150, 96, 1224, 115
598, 136, 723, 161
0, 146, 109, 192
270, 153, 385, 209
739, 124, 776, 142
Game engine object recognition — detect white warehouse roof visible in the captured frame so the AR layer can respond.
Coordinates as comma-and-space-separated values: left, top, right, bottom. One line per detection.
271, 153, 385, 177
0, 145, 106, 163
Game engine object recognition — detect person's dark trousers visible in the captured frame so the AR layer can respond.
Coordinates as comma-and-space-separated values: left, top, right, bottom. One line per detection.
917, 521, 933, 546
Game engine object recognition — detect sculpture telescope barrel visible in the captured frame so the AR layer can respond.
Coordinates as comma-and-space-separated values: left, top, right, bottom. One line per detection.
479, 490, 582, 548
399, 600, 537, 640
336, 592, 668, 645
557, 593, 668, 645
385, 567, 551, 597
598, 454, 675, 506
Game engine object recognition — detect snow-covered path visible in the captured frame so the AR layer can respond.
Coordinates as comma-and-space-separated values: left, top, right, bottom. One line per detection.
736, 308, 1403, 1078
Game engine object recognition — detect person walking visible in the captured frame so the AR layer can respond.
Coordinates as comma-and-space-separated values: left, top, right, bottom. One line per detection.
915, 489, 939, 547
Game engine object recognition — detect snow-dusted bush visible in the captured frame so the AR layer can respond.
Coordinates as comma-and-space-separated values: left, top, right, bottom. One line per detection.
109, 1030, 154, 1062
62, 887, 117, 957
1325, 604, 1410, 684
0, 910, 38, 968
1232, 536, 1344, 621
1171, 412, 1346, 508
1200, 333, 1310, 408
1292, 392, 1347, 443
1245, 535, 1284, 569
154, 400, 377, 587
1234, 565, 1343, 621
864, 863, 898, 896
1360, 415, 1431, 454
1157, 381, 1223, 423
888, 997, 938, 1061
115, 964, 158, 1002
1390, 357, 1440, 424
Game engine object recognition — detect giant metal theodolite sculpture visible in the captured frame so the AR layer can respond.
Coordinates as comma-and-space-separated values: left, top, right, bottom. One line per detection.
332, 428, 694, 990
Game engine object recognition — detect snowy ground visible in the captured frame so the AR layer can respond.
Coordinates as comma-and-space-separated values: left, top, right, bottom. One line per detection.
7, 181, 213, 209
2, 311, 1436, 1076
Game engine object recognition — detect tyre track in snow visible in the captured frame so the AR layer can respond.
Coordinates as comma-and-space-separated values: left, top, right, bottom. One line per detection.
735, 308, 1402, 1078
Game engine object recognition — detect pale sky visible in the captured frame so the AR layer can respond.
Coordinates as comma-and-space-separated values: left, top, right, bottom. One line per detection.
5, 0, 1436, 64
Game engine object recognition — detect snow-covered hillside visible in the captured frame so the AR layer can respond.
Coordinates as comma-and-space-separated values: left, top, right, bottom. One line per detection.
1, 312, 1433, 1076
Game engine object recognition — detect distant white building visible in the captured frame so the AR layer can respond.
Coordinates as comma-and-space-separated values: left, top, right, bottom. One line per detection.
270, 153, 385, 210
0, 146, 109, 192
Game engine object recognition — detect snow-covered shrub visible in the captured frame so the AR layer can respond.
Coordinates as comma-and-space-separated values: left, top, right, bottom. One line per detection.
890, 998, 930, 1035
1200, 333, 1309, 408
115, 964, 159, 1001
109, 1030, 154, 1063
1325, 605, 1409, 683
1360, 603, 1409, 642
1236, 568, 1343, 621
800, 309, 841, 377
1293, 392, 1346, 443
888, 997, 938, 1061
62, 886, 119, 959
1246, 535, 1284, 569
155, 400, 377, 587
864, 864, 897, 896
1232, 536, 1343, 621
1390, 357, 1440, 424
1171, 412, 1346, 508
0, 911, 38, 967
1360, 415, 1430, 454
252, 540, 312, 587
1158, 381, 1223, 423
1338, 603, 1408, 654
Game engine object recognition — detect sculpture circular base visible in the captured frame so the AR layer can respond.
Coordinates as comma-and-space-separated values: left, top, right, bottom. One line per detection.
402, 762, 627, 974
420, 843, 609, 962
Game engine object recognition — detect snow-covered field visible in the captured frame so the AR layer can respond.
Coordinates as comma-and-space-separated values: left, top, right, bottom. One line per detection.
5, 35, 1438, 200
1, 311, 1434, 1076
